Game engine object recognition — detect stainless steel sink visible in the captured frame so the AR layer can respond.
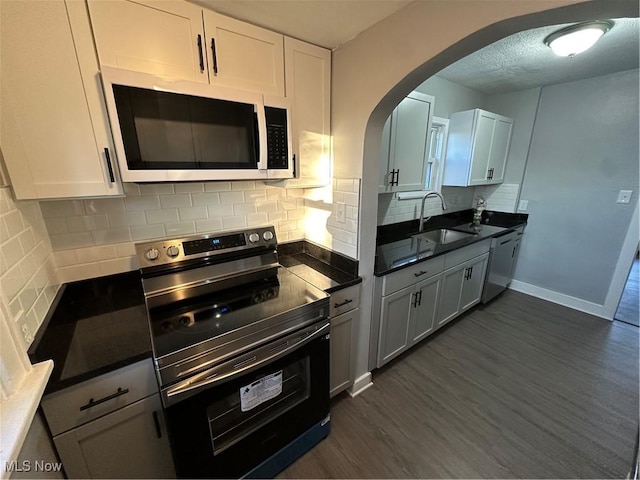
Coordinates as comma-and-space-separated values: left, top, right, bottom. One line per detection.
410, 228, 475, 244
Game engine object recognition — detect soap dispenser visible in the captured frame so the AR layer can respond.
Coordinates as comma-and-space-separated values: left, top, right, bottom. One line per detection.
473, 196, 486, 225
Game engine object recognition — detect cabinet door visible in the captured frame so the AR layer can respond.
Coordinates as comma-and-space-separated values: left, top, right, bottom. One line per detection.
378, 115, 393, 192
468, 111, 495, 186
283, 38, 331, 187
460, 253, 489, 312
330, 308, 357, 397
1, 0, 122, 199
203, 10, 285, 96
410, 274, 441, 344
487, 116, 513, 184
389, 93, 433, 192
87, 0, 207, 83
54, 394, 175, 479
378, 286, 414, 367
436, 265, 464, 328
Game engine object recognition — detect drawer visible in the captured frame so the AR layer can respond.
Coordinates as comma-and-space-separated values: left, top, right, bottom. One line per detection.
444, 239, 491, 270
42, 358, 157, 436
382, 255, 445, 296
330, 284, 360, 317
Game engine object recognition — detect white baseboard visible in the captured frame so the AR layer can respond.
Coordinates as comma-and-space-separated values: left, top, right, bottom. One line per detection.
509, 280, 611, 320
347, 372, 373, 397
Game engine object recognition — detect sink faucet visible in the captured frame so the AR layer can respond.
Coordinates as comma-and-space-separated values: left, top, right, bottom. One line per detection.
418, 191, 447, 232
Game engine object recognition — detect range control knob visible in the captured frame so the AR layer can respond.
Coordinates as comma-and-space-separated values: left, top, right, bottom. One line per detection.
166, 245, 180, 258
263, 231, 274, 241
248, 233, 260, 243
144, 247, 159, 261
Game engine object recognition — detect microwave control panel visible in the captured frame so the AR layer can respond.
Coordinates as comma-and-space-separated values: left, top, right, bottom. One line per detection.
265, 107, 288, 169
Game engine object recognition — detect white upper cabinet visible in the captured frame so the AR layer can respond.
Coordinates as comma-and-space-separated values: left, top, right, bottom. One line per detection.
1, 0, 123, 200
280, 37, 331, 187
88, 1, 285, 96
379, 92, 435, 193
203, 11, 285, 96
87, 0, 207, 83
442, 108, 513, 186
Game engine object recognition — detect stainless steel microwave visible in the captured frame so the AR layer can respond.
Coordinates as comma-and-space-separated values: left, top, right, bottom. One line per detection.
100, 67, 293, 182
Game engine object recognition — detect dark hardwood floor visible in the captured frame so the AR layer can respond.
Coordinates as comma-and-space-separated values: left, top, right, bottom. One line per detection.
279, 290, 639, 479
615, 257, 639, 327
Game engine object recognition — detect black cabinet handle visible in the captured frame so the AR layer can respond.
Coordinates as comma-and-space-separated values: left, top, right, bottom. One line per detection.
334, 298, 353, 309
417, 290, 423, 306
197, 34, 204, 72
104, 148, 115, 183
292, 153, 297, 177
211, 38, 218, 75
412, 292, 419, 308
152, 411, 162, 439
394, 169, 400, 186
414, 270, 428, 278
80, 387, 129, 411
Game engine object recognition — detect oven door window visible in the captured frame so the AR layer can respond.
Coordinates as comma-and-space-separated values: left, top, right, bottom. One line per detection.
207, 357, 310, 456
113, 85, 259, 170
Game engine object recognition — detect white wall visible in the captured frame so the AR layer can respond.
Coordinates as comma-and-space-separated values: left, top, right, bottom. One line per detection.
415, 75, 487, 119
514, 69, 639, 307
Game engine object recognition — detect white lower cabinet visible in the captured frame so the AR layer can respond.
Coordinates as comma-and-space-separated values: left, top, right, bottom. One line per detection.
329, 284, 360, 397
330, 307, 359, 397
54, 394, 175, 479
41, 359, 175, 479
436, 253, 489, 328
377, 273, 441, 367
375, 240, 491, 368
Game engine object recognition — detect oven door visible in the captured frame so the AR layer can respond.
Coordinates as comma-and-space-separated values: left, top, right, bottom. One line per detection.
163, 320, 330, 479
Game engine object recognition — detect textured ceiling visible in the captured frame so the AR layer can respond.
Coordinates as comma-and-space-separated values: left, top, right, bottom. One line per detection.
191, 0, 413, 49
436, 17, 639, 94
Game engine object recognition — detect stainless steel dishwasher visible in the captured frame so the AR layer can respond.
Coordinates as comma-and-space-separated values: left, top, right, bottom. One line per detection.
481, 226, 525, 303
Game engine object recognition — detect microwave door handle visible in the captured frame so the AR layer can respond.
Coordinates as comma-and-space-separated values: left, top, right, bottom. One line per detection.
255, 104, 268, 170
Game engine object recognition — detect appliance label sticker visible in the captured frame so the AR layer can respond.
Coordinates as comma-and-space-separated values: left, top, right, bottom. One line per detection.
240, 370, 283, 412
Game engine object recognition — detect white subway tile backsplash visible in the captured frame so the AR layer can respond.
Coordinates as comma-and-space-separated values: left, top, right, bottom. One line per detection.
67, 215, 109, 232
204, 182, 232, 192
84, 198, 126, 214
3, 236, 25, 266
50, 232, 94, 250
175, 182, 204, 193
54, 250, 78, 267
107, 211, 147, 227
233, 203, 257, 215
139, 183, 175, 195
91, 227, 132, 245
75, 245, 117, 264
256, 200, 279, 214
39, 200, 85, 218
145, 209, 179, 225
44, 217, 68, 235
123, 183, 141, 196
178, 206, 208, 221
131, 224, 166, 241
246, 213, 269, 226
222, 216, 247, 230
125, 195, 161, 211
115, 242, 136, 257
245, 190, 267, 201
231, 181, 255, 191
4, 210, 24, 237
219, 191, 245, 204
195, 218, 223, 233
160, 194, 192, 209
286, 209, 305, 221
165, 222, 196, 236
192, 193, 221, 207
207, 204, 230, 218
268, 211, 287, 223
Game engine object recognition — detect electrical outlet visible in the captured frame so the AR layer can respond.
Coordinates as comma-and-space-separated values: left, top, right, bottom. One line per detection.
21, 323, 33, 344
518, 200, 529, 211
336, 202, 346, 223
617, 190, 633, 204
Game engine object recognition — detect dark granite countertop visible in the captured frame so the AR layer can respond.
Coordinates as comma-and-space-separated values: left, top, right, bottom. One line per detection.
278, 240, 361, 293
29, 271, 151, 394
375, 210, 528, 276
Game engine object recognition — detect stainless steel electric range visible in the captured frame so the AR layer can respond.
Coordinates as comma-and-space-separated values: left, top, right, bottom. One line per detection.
135, 226, 330, 479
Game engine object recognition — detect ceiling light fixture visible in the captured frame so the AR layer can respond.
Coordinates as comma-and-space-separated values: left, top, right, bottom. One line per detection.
544, 20, 613, 57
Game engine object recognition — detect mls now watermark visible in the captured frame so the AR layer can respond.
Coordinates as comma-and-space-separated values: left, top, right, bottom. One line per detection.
5, 460, 63, 473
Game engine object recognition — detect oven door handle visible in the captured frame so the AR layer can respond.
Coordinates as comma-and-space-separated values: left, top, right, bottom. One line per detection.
163, 321, 330, 406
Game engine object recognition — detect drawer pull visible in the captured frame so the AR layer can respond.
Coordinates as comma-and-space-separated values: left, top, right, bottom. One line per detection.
334, 298, 353, 309
80, 387, 129, 411
414, 270, 428, 277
